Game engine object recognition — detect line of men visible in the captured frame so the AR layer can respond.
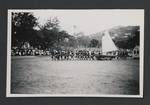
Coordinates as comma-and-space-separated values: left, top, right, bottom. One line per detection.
50, 50, 100, 60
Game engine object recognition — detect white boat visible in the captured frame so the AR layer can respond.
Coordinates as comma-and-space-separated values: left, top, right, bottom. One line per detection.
97, 31, 118, 60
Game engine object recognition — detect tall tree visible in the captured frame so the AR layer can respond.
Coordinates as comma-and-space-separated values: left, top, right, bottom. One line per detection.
89, 39, 99, 47
37, 17, 73, 49
12, 12, 38, 47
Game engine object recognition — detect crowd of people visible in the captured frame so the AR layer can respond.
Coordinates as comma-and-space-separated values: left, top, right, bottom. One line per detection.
11, 48, 50, 56
11, 47, 135, 60
50, 50, 99, 60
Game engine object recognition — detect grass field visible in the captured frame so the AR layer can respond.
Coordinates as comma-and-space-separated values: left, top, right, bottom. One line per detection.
11, 56, 139, 95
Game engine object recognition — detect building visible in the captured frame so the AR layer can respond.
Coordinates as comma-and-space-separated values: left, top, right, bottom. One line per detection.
132, 45, 139, 59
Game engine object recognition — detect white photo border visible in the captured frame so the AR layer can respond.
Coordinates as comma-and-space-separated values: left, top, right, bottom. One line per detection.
6, 9, 144, 98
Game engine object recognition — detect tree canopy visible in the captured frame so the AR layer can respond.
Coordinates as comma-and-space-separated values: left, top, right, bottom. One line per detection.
12, 12, 38, 47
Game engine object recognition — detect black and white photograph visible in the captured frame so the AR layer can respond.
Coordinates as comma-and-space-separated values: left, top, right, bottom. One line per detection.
7, 9, 144, 97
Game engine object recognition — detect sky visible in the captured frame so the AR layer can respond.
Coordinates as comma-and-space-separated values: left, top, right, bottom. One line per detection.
11, 9, 144, 35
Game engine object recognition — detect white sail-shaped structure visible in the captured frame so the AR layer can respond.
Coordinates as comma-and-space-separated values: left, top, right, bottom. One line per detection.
102, 31, 118, 53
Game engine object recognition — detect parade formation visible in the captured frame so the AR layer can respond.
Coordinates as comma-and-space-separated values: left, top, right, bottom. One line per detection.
50, 49, 99, 60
